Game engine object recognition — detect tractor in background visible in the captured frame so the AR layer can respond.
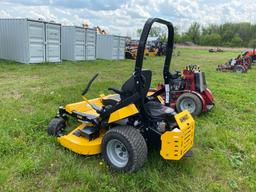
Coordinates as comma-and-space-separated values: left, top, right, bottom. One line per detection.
125, 43, 158, 59
209, 48, 224, 53
217, 52, 253, 73
150, 65, 214, 116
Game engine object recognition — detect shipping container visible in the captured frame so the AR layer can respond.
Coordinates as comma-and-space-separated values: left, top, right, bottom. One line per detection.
96, 34, 126, 60
61, 26, 96, 61
0, 18, 61, 64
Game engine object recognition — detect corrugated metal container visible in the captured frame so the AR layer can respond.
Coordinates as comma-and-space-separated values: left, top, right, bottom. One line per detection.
61, 26, 96, 61
0, 18, 61, 64
119, 37, 126, 59
85, 28, 96, 60
96, 34, 126, 60
45, 23, 61, 62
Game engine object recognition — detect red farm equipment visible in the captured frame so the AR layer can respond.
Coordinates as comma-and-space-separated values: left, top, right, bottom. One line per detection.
217, 56, 251, 73
242, 49, 256, 63
217, 49, 255, 73
150, 65, 214, 116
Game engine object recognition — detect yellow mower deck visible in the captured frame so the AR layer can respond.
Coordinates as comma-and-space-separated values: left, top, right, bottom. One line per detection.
58, 124, 105, 155
58, 94, 139, 155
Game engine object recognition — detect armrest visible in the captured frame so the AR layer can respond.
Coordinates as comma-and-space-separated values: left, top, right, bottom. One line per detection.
148, 87, 165, 99
108, 87, 123, 95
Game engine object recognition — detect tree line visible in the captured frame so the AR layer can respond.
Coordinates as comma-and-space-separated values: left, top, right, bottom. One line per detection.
137, 22, 256, 48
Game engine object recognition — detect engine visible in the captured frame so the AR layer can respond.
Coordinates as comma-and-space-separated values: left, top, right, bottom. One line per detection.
195, 71, 207, 92
170, 71, 185, 91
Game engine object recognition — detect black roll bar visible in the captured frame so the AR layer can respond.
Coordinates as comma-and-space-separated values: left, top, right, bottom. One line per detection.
134, 18, 174, 104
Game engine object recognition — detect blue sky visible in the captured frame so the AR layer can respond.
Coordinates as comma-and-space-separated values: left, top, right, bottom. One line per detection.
0, 0, 255, 36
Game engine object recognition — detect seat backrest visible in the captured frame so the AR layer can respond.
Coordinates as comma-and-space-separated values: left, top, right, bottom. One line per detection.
120, 69, 152, 100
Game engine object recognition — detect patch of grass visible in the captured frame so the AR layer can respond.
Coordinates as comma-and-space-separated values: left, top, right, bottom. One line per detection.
0, 48, 255, 191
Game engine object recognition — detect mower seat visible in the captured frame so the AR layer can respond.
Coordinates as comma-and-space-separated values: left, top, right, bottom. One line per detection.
107, 70, 152, 101
100, 70, 152, 119
144, 101, 175, 120
102, 99, 118, 106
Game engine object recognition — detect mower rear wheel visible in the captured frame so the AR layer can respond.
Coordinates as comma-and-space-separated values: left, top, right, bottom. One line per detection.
176, 93, 202, 116
47, 117, 66, 137
125, 51, 135, 60
234, 65, 246, 73
102, 126, 147, 172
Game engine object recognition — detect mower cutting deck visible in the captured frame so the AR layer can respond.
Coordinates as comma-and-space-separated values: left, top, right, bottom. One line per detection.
48, 18, 196, 172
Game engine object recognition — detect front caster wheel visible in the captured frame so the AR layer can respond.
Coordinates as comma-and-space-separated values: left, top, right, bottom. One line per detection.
101, 126, 147, 172
47, 117, 66, 137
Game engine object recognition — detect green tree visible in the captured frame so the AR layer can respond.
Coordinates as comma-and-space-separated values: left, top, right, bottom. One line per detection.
200, 33, 221, 46
202, 24, 220, 35
136, 27, 162, 37
149, 27, 162, 37
160, 33, 167, 42
248, 39, 256, 48
231, 34, 242, 47
219, 23, 238, 45
174, 26, 181, 43
186, 22, 201, 44
237, 22, 251, 46
136, 22, 256, 48
180, 33, 192, 42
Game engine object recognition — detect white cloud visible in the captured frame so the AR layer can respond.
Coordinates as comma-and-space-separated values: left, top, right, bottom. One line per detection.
0, 10, 11, 17
0, 0, 256, 36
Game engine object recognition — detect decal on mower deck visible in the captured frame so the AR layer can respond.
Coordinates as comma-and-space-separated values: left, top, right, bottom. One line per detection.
179, 114, 189, 123
174, 110, 195, 129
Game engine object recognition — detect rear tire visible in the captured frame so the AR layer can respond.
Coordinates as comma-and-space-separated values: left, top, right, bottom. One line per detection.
234, 65, 246, 73
125, 51, 133, 59
101, 126, 147, 172
176, 93, 202, 116
47, 117, 66, 137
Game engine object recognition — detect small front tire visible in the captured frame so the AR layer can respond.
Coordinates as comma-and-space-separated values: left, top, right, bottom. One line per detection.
47, 117, 66, 137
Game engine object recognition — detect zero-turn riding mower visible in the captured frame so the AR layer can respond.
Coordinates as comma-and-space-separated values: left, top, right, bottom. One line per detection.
208, 48, 224, 53
144, 45, 158, 57
150, 65, 214, 116
217, 56, 250, 73
125, 44, 158, 59
125, 43, 138, 59
47, 18, 196, 172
